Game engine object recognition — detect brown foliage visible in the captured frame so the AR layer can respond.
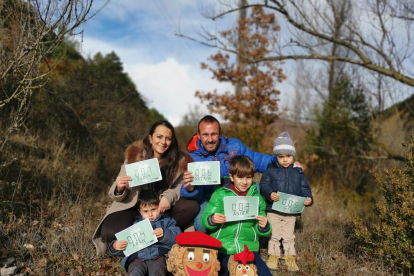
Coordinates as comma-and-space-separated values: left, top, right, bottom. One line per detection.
196, 7, 285, 151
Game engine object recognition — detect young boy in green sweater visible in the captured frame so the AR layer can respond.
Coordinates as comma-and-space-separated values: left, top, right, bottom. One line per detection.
201, 155, 272, 276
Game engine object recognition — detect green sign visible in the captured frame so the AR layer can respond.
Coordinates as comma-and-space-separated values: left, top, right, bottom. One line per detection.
115, 218, 158, 257
271, 192, 306, 214
224, 196, 259, 222
188, 161, 221, 185
125, 158, 162, 187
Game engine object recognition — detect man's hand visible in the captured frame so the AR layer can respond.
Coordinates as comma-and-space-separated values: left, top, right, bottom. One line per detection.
112, 240, 127, 251
293, 161, 303, 169
304, 197, 312, 206
153, 228, 164, 239
212, 213, 226, 224
256, 215, 268, 228
116, 175, 131, 193
183, 171, 195, 192
270, 192, 280, 201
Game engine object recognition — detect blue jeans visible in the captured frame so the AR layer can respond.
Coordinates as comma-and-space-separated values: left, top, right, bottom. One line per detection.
193, 199, 209, 233
127, 257, 166, 276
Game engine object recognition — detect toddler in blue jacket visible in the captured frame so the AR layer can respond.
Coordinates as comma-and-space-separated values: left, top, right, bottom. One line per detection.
108, 190, 181, 276
260, 132, 313, 272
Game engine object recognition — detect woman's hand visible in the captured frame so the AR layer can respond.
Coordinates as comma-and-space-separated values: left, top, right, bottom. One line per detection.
212, 213, 226, 224
304, 197, 312, 206
153, 228, 164, 239
158, 196, 170, 214
256, 215, 268, 228
183, 171, 194, 192
270, 192, 280, 201
116, 175, 131, 193
112, 240, 127, 251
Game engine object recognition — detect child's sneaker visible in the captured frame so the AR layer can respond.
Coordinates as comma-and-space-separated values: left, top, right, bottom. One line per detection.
266, 254, 280, 270
285, 255, 299, 271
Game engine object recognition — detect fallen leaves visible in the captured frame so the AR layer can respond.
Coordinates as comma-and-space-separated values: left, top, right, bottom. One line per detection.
37, 258, 47, 268
23, 244, 35, 250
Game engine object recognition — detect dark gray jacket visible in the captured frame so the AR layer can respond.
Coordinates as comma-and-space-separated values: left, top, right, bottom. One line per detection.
260, 161, 313, 214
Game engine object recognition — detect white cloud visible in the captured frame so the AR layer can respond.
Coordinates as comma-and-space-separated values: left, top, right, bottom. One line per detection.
125, 58, 232, 126
78, 36, 150, 63
77, 0, 296, 127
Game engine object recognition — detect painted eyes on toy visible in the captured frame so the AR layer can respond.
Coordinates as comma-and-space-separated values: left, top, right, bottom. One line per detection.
237, 265, 242, 270
203, 253, 210, 262
188, 252, 195, 261
245, 266, 250, 270
237, 265, 250, 270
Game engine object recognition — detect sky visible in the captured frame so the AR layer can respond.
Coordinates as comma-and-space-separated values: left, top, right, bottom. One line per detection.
75, 0, 413, 126
75, 0, 242, 126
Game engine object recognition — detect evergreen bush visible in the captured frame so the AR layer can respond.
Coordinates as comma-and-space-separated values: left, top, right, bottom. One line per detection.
352, 135, 414, 274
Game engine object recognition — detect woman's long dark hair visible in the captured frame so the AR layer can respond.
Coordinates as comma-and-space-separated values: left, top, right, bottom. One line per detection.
143, 120, 183, 190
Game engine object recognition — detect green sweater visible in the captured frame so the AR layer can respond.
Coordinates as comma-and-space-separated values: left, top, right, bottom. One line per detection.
201, 183, 272, 254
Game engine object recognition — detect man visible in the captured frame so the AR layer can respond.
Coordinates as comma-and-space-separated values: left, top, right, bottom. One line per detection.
181, 115, 276, 232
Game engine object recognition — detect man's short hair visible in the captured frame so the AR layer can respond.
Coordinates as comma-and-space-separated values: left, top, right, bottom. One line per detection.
198, 115, 221, 133
229, 155, 255, 178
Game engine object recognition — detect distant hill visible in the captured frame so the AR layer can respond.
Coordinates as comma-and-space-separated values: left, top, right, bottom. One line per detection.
378, 94, 414, 160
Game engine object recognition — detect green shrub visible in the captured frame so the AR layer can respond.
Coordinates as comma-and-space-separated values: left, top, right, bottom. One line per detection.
352, 135, 414, 274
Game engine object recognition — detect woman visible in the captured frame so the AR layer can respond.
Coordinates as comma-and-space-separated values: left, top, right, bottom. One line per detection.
92, 120, 199, 255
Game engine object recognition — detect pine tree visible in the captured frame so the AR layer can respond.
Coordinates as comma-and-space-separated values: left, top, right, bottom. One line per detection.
306, 75, 374, 189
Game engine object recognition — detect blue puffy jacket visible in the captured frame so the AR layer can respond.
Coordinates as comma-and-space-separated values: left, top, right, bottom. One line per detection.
260, 161, 313, 214
181, 134, 275, 202
108, 213, 181, 272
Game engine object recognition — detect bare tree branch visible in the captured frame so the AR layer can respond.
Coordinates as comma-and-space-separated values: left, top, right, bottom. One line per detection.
181, 0, 414, 87
0, 0, 102, 153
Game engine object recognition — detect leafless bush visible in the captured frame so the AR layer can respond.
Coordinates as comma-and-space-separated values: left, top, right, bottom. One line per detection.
0, 0, 95, 154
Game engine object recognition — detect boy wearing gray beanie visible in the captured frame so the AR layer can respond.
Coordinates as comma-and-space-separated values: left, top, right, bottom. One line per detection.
259, 131, 313, 272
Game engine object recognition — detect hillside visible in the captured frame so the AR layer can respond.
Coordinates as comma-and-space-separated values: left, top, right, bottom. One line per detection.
379, 94, 414, 159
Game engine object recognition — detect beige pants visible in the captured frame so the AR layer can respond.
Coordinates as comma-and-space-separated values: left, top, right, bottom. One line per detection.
267, 212, 296, 256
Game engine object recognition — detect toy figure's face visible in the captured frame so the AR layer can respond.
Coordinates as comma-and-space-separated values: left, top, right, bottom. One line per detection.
233, 263, 256, 276
181, 247, 218, 276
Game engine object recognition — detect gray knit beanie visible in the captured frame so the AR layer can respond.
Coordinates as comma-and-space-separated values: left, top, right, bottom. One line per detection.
273, 131, 296, 156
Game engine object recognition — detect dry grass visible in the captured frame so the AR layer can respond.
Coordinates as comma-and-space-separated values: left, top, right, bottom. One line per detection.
1, 185, 395, 275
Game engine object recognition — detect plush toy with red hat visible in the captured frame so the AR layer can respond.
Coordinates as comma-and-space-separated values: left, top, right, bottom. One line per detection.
167, 231, 222, 276
228, 245, 258, 276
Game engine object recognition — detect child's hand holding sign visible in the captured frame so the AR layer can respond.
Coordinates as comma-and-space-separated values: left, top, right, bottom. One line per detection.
112, 240, 128, 251
304, 197, 312, 206
212, 213, 226, 224
270, 192, 280, 201
153, 228, 164, 239
256, 215, 268, 228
